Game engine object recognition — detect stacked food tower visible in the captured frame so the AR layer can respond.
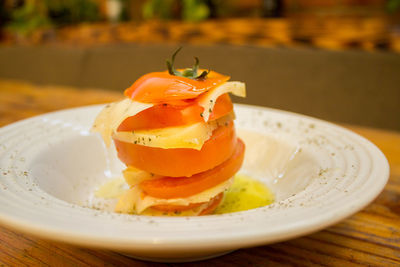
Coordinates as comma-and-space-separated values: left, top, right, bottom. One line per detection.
93, 49, 246, 215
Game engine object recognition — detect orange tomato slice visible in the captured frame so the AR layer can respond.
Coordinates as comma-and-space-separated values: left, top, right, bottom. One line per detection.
139, 138, 245, 199
117, 94, 233, 131
152, 201, 204, 212
151, 192, 223, 212
199, 193, 224, 215
124, 71, 230, 103
114, 121, 237, 177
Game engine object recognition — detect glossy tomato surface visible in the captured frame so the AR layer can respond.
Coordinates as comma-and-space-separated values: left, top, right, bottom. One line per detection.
140, 139, 245, 199
114, 122, 237, 177
117, 94, 233, 131
124, 71, 229, 103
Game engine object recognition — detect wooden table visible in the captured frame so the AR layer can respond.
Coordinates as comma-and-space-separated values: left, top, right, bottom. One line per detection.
0, 79, 399, 266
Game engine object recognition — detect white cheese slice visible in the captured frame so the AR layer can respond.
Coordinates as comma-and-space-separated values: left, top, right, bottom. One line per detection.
115, 176, 234, 214
113, 122, 215, 150
122, 166, 161, 187
91, 98, 153, 146
197, 81, 246, 122
112, 111, 235, 150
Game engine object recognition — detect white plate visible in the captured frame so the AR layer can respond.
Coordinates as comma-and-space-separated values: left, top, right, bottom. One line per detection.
0, 104, 389, 262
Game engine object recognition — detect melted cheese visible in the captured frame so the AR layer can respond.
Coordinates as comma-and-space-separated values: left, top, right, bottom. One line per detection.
91, 98, 153, 146
198, 81, 246, 122
115, 177, 234, 214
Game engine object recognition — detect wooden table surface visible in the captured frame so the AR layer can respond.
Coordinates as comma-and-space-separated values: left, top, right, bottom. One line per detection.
0, 79, 399, 266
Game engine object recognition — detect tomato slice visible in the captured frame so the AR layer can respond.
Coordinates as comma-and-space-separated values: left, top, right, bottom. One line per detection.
151, 192, 224, 214
139, 138, 245, 199
124, 71, 230, 103
152, 201, 204, 212
117, 94, 233, 131
199, 193, 224, 215
114, 121, 237, 177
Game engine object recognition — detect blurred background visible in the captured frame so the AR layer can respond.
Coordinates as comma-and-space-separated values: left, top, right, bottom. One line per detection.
0, 0, 399, 130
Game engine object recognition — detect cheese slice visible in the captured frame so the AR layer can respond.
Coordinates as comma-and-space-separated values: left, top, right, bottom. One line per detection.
113, 122, 215, 150
115, 177, 234, 214
112, 111, 235, 150
91, 98, 153, 146
197, 81, 246, 122
123, 166, 161, 187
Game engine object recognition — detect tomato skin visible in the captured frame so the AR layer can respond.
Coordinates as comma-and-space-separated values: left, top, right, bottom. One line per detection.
151, 192, 224, 212
151, 192, 224, 214
140, 138, 245, 199
152, 201, 204, 212
199, 193, 224, 215
124, 71, 229, 103
117, 94, 233, 131
114, 122, 237, 177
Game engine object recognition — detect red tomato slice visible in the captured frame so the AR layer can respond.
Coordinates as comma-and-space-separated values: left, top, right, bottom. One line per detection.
139, 138, 245, 199
124, 71, 230, 103
114, 121, 237, 177
117, 94, 233, 131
